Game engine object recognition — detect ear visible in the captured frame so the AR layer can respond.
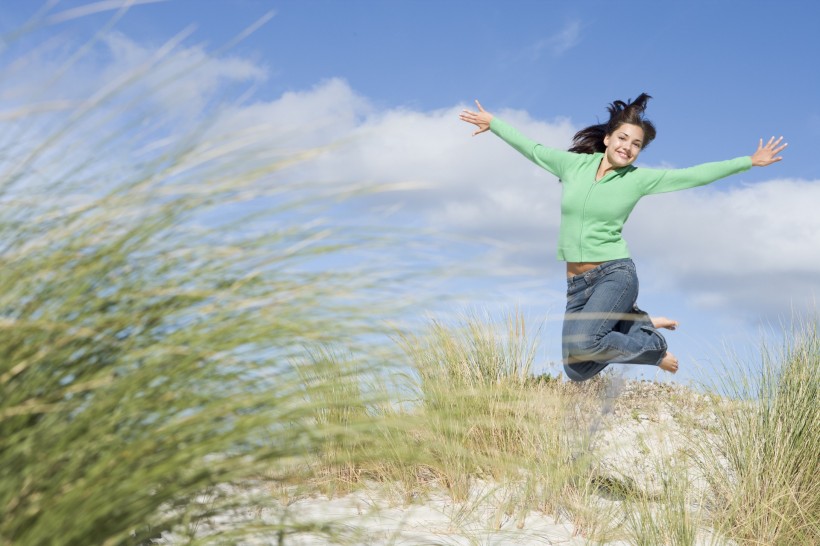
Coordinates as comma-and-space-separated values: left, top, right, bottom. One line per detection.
603, 134, 610, 147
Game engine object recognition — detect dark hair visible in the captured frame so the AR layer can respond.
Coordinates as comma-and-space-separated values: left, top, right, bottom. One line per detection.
568, 93, 657, 154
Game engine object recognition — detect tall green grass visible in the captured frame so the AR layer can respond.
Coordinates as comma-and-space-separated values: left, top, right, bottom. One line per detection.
0, 11, 408, 544
395, 312, 605, 529
697, 321, 820, 545
383, 313, 820, 545
620, 452, 706, 546
287, 311, 601, 535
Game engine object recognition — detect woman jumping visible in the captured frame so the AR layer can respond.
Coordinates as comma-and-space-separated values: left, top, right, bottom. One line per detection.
459, 94, 786, 381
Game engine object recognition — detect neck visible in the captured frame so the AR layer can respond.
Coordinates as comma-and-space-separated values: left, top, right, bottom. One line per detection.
596, 157, 615, 181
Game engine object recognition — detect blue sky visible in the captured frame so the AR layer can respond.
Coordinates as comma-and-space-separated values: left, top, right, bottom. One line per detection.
2, 0, 819, 386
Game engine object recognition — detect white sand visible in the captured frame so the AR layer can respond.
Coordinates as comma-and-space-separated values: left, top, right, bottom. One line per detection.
157, 381, 727, 545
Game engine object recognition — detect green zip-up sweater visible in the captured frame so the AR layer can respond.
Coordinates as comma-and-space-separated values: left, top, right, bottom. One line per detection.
490, 117, 753, 262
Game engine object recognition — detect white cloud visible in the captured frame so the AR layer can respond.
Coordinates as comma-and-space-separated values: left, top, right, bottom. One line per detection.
100, 32, 267, 117
208, 78, 371, 152
5, 29, 816, 325
315, 102, 574, 226
625, 178, 820, 315
240, 82, 818, 320
548, 20, 582, 56
524, 20, 582, 60
0, 31, 265, 117
629, 178, 820, 275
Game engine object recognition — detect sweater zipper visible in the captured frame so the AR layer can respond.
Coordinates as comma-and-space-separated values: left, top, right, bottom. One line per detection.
578, 180, 598, 261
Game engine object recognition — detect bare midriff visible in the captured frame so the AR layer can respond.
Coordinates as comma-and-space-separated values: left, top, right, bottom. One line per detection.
566, 261, 606, 277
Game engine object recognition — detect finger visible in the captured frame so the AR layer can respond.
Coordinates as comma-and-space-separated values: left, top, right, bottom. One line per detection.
459, 113, 478, 125
475, 99, 485, 112
771, 142, 788, 154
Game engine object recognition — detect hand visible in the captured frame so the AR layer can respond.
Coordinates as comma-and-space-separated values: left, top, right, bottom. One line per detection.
750, 136, 788, 167
459, 99, 493, 136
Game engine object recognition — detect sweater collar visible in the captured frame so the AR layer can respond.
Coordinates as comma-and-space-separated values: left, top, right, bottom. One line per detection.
594, 153, 636, 183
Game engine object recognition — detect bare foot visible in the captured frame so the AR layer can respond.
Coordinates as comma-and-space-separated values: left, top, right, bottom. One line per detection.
659, 351, 679, 374
651, 316, 679, 330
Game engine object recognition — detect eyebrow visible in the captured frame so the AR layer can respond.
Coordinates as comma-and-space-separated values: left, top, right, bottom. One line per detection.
618, 132, 643, 144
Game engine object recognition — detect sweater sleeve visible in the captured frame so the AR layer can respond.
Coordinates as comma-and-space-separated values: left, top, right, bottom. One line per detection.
639, 156, 753, 195
489, 117, 578, 179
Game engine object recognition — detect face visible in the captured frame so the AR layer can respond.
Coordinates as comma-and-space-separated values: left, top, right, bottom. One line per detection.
603, 123, 645, 168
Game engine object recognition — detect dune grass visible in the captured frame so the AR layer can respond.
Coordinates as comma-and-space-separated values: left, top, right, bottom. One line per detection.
282, 311, 818, 546
696, 322, 820, 545
293, 312, 620, 539
0, 11, 411, 544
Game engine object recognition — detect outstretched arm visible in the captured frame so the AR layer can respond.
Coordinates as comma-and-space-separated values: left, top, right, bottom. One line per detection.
458, 99, 579, 179
459, 99, 493, 136
750, 136, 788, 167
642, 136, 789, 195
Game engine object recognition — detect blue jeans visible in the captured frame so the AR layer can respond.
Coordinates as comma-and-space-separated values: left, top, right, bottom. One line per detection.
562, 259, 667, 382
